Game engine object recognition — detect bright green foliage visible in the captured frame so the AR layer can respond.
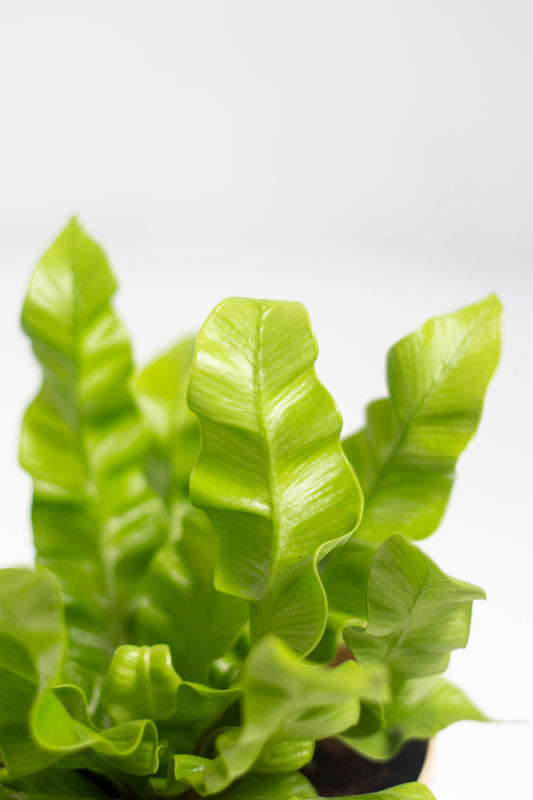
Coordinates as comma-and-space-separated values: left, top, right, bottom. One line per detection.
169, 636, 388, 794
101, 644, 181, 724
321, 538, 377, 628
19, 219, 167, 674
135, 337, 199, 507
133, 336, 247, 681
0, 221, 501, 799
342, 295, 501, 543
0, 569, 159, 781
187, 297, 363, 656
344, 535, 485, 678
133, 505, 247, 682
322, 295, 501, 623
0, 569, 66, 776
156, 679, 241, 759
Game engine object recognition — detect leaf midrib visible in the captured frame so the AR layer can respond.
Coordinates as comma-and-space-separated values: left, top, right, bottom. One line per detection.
32, 252, 123, 657
71, 255, 123, 652
254, 304, 281, 603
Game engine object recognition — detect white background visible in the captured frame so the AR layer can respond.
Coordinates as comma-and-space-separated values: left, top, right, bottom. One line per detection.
1, 2, 532, 797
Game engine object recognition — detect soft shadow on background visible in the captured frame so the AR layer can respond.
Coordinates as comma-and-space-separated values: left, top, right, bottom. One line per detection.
1, 3, 531, 798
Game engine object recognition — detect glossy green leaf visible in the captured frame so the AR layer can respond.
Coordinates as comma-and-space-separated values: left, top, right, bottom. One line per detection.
100, 644, 181, 724
219, 771, 316, 799
344, 295, 501, 543
187, 297, 363, 655
344, 535, 485, 678
20, 219, 168, 673
169, 635, 388, 795
133, 506, 247, 682
323, 297, 501, 625
342, 675, 486, 761
135, 336, 199, 506
0, 569, 159, 780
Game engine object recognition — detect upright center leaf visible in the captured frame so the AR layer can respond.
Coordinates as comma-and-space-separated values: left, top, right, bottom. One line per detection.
187, 298, 362, 655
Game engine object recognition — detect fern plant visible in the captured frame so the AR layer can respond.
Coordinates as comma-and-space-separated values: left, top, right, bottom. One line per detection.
0, 220, 501, 800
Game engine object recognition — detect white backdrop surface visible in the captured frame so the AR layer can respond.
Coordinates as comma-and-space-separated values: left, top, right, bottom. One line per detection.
1, 2, 532, 798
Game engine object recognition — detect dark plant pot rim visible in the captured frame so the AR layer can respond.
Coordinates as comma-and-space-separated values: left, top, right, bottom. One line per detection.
301, 736, 433, 796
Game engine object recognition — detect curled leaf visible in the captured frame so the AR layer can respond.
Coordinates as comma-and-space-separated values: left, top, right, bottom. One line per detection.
100, 644, 181, 724
344, 534, 485, 678
0, 569, 159, 779
0, 569, 66, 776
169, 635, 388, 795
